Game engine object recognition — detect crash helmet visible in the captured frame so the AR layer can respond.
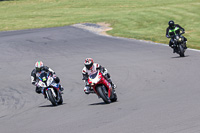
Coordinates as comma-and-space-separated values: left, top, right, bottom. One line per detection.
84, 58, 94, 70
35, 61, 44, 72
168, 20, 175, 28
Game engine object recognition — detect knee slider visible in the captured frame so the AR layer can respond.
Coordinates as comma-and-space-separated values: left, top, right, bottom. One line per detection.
54, 77, 60, 83
106, 73, 110, 78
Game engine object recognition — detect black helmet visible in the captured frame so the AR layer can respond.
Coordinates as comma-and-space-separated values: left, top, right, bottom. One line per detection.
168, 20, 175, 28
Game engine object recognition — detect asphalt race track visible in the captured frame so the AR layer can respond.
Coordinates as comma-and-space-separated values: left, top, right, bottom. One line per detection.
0, 26, 200, 133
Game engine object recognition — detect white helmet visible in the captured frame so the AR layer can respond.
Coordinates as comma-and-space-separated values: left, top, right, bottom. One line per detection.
84, 58, 94, 70
35, 61, 44, 72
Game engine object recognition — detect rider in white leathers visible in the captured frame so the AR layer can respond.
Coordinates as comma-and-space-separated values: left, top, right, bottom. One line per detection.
82, 58, 116, 94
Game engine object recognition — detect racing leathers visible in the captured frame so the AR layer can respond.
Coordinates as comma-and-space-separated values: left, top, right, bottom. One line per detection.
82, 63, 116, 94
166, 24, 187, 50
31, 66, 63, 94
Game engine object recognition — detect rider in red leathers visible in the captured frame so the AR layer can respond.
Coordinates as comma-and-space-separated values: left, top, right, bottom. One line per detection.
82, 58, 116, 94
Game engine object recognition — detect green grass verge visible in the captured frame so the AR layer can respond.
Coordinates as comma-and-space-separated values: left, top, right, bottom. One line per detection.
0, 0, 199, 49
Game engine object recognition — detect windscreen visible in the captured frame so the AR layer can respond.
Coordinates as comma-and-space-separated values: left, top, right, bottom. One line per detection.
89, 71, 98, 79
39, 72, 47, 81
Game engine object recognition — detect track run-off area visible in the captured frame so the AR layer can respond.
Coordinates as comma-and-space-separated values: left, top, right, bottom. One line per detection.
0, 25, 200, 133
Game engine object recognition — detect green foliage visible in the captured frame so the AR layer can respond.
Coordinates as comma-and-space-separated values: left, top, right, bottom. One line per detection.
0, 0, 199, 49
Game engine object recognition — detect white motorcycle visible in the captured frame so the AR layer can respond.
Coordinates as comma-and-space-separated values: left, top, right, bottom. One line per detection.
37, 72, 63, 106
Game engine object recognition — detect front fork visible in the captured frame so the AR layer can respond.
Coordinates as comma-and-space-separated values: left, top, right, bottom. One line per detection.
101, 85, 114, 99
44, 88, 57, 100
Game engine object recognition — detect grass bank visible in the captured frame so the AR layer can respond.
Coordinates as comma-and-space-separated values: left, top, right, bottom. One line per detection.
0, 0, 199, 49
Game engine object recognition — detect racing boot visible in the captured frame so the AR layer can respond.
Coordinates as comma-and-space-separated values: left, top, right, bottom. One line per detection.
173, 47, 176, 53
111, 82, 117, 89
169, 44, 176, 53
44, 94, 47, 99
84, 85, 90, 94
35, 87, 42, 94
59, 85, 64, 94
169, 44, 173, 48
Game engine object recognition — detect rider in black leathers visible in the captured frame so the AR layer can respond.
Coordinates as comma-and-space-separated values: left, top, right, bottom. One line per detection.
31, 61, 64, 94
166, 20, 187, 52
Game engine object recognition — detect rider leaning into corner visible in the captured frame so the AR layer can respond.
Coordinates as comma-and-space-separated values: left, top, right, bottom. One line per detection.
82, 58, 116, 94
31, 61, 64, 95
166, 20, 187, 52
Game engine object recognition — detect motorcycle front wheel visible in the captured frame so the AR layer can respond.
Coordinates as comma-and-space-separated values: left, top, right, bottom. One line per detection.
179, 44, 185, 57
96, 86, 111, 104
47, 89, 58, 106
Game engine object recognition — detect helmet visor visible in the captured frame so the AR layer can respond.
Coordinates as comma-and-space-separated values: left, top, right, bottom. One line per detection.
169, 22, 174, 28
85, 64, 93, 70
36, 67, 41, 72
169, 24, 174, 28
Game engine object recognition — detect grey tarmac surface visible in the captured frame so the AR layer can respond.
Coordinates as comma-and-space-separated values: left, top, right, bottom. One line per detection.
0, 26, 200, 133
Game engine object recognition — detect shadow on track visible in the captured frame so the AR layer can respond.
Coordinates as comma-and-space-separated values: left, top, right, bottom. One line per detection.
89, 101, 118, 106
39, 103, 66, 108
171, 55, 189, 58
89, 102, 107, 106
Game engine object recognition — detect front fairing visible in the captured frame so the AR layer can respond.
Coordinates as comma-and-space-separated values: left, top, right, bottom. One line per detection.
88, 71, 102, 86
88, 71, 112, 98
38, 72, 59, 94
46, 76, 54, 86
38, 80, 47, 88
174, 35, 183, 45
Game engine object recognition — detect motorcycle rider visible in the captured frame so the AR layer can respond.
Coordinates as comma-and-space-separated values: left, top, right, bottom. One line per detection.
166, 20, 187, 52
31, 61, 64, 95
82, 58, 116, 94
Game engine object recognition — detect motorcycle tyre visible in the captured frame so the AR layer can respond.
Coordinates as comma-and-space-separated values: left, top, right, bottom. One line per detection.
179, 44, 185, 57
47, 89, 58, 106
96, 86, 111, 104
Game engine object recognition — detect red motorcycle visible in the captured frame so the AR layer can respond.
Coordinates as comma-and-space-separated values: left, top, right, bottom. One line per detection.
87, 70, 117, 104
